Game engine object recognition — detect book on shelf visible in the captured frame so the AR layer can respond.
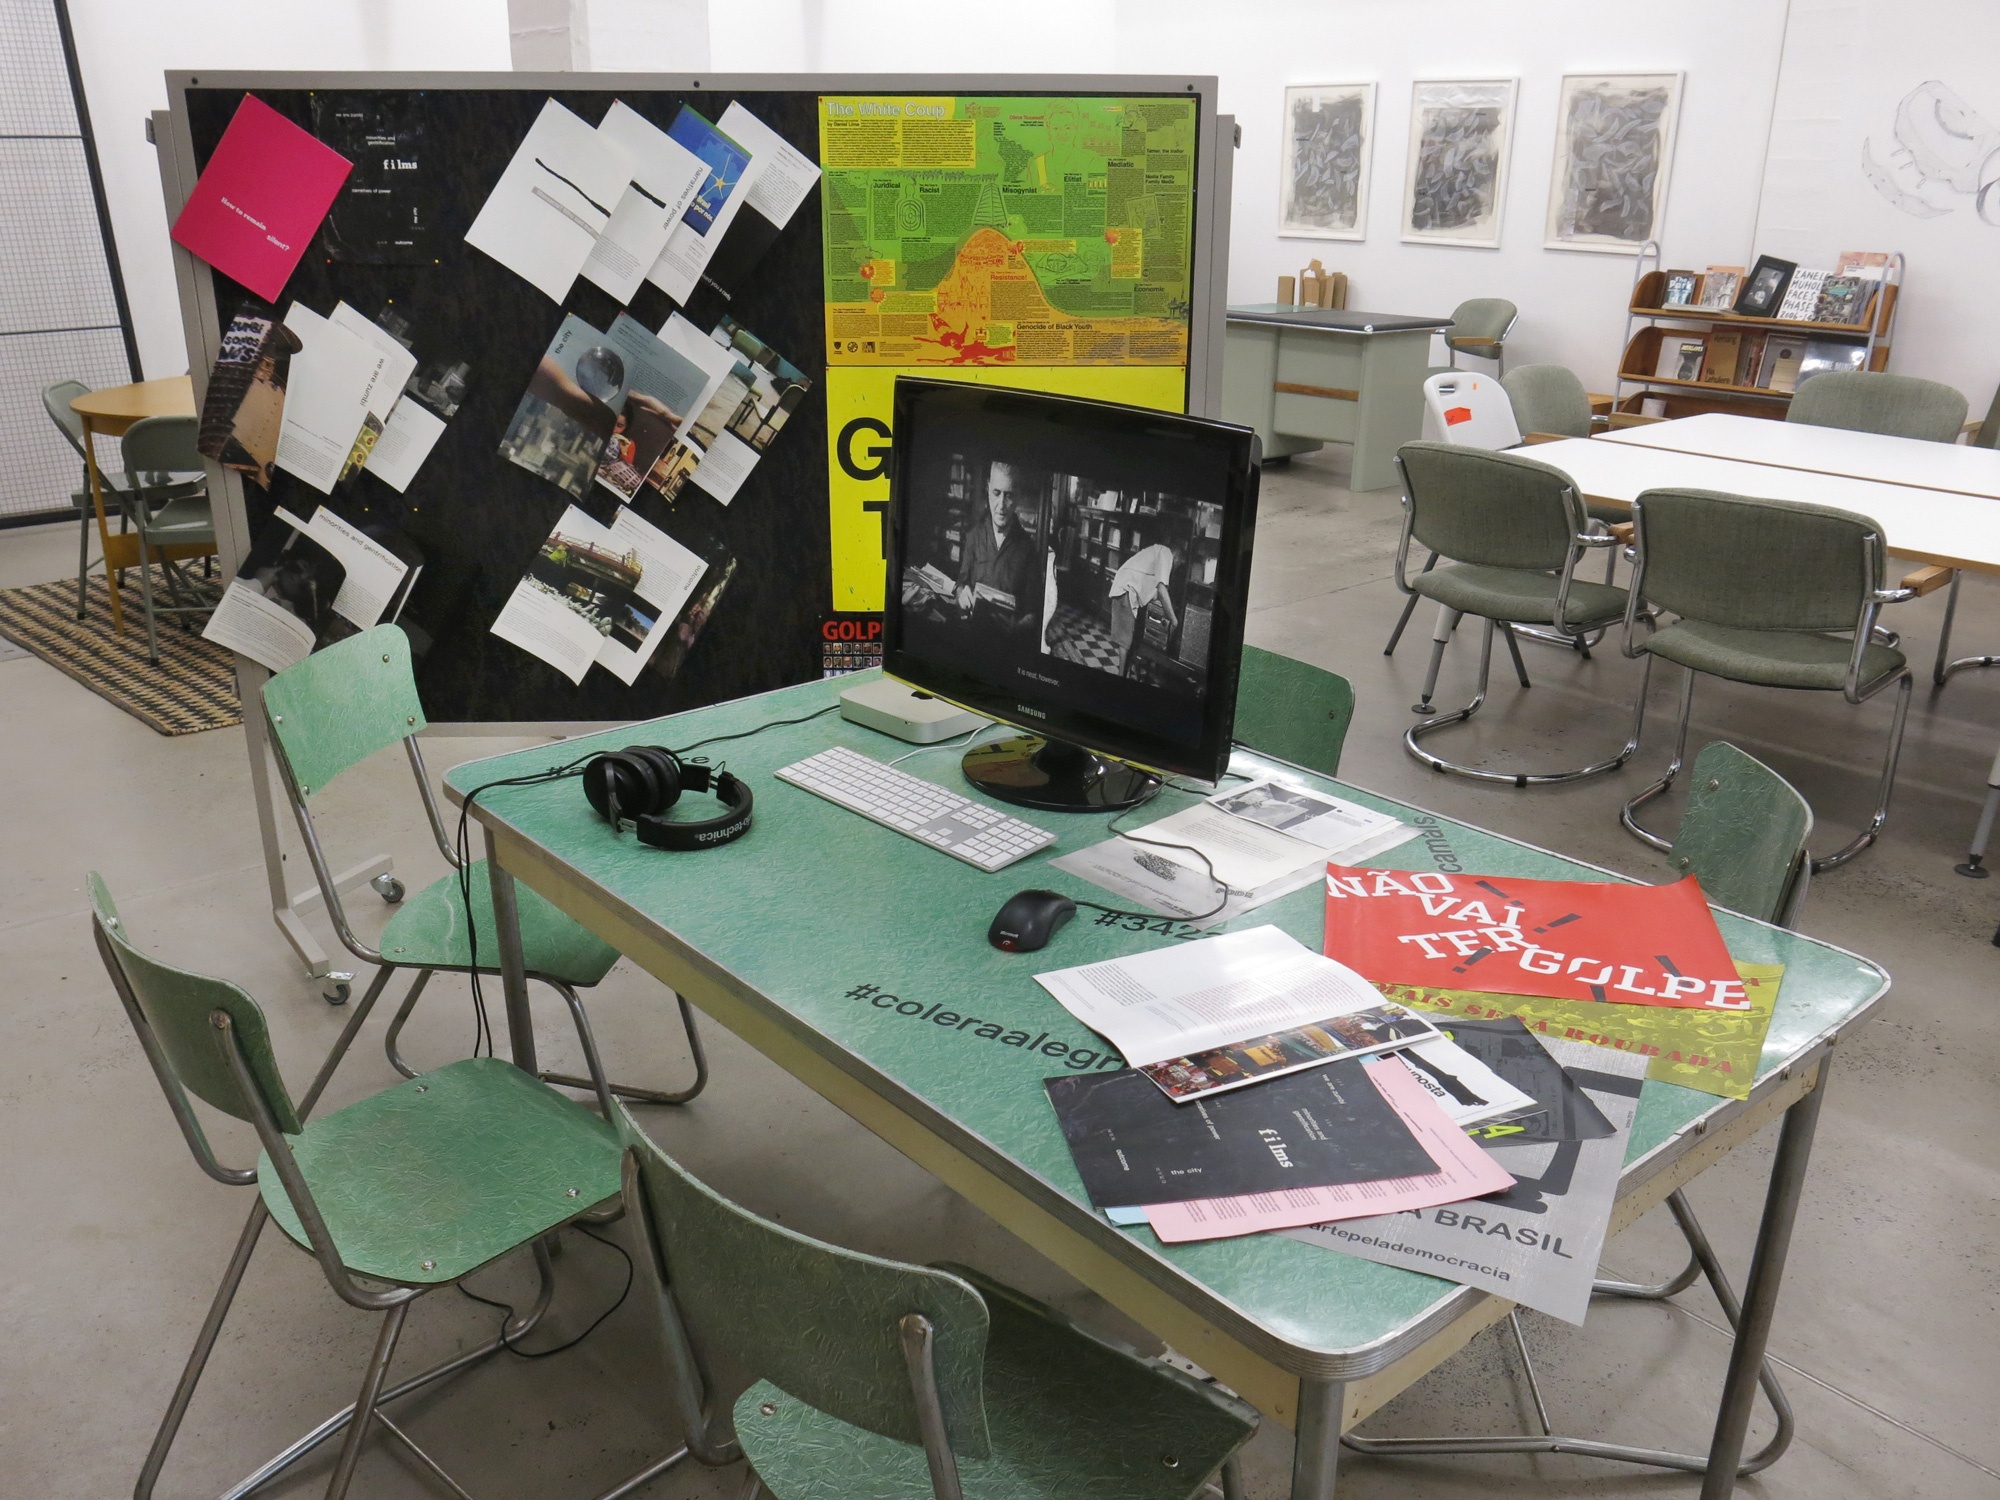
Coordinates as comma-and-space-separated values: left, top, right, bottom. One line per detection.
1776, 268, 1830, 321
1761, 335, 1807, 393
1796, 339, 1869, 387
1834, 250, 1890, 279
1698, 265, 1744, 311
1662, 270, 1700, 307
1815, 274, 1872, 326
1701, 330, 1744, 385
1735, 331, 1768, 385
1655, 334, 1708, 383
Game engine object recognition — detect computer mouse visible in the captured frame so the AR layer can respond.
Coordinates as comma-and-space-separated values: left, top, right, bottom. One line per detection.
989, 889, 1078, 952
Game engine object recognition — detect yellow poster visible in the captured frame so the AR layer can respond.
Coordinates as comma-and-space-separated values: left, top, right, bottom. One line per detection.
826, 365, 1187, 611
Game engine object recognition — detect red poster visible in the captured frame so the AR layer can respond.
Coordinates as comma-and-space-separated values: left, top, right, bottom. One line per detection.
1321, 863, 1745, 1011
170, 95, 351, 302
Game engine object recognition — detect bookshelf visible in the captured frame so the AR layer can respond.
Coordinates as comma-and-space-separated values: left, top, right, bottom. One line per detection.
1612, 242, 1903, 420
1069, 487, 1222, 677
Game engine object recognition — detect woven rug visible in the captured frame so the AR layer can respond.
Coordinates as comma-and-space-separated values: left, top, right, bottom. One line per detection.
0, 576, 240, 735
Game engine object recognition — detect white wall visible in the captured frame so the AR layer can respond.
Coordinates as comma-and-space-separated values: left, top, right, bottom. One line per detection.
1116, 0, 1794, 392
1754, 0, 2000, 414
66, 0, 511, 379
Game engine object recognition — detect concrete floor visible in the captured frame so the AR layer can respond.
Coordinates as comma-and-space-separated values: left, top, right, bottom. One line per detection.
3, 449, 1997, 1500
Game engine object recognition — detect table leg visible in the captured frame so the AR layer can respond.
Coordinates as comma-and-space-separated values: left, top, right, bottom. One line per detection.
484, 829, 538, 1074
81, 413, 126, 635
1290, 1377, 1345, 1499
1697, 1061, 1829, 1499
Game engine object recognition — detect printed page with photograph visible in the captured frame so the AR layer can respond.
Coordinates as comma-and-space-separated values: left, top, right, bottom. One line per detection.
464, 98, 635, 302
364, 399, 445, 491
1034, 924, 1393, 1067
594, 507, 709, 684
648, 107, 758, 302
275, 305, 388, 494
691, 102, 823, 295
681, 317, 813, 504
327, 302, 418, 479
201, 512, 348, 674
498, 315, 619, 500
489, 506, 626, 685
593, 313, 734, 503
279, 506, 411, 629
1209, 778, 1414, 862
582, 101, 709, 303
1137, 999, 1440, 1103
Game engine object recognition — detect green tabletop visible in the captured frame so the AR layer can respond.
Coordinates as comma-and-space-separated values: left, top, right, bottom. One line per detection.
447, 672, 1889, 1379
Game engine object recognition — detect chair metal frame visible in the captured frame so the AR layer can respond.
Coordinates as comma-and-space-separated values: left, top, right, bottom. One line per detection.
96, 907, 605, 1500
263, 701, 709, 1111
1393, 454, 1646, 785
1444, 302, 1519, 375
1616, 501, 1917, 872
1930, 568, 2000, 688
114, 414, 217, 664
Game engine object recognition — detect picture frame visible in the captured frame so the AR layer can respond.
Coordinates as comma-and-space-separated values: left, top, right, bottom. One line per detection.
1402, 78, 1519, 248
1544, 72, 1684, 253
1280, 83, 1376, 241
1735, 254, 1799, 319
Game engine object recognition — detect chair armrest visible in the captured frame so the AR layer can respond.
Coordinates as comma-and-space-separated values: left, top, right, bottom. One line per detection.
1519, 432, 1567, 445
1606, 412, 1665, 429
1452, 336, 1501, 349
1587, 393, 1616, 416
1606, 521, 1636, 545
1900, 564, 1954, 597
1961, 419, 1982, 440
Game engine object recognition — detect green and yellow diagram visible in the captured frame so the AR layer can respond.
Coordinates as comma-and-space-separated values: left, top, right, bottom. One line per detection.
817, 95, 1197, 367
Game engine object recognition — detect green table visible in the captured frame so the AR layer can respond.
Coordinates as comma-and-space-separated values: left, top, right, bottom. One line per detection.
448, 673, 1888, 1500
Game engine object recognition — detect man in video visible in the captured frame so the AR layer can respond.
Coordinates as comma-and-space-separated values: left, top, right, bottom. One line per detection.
955, 459, 1038, 619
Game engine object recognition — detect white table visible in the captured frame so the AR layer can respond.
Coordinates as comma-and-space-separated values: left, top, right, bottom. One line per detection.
1598, 413, 2000, 501
1527, 432, 2000, 881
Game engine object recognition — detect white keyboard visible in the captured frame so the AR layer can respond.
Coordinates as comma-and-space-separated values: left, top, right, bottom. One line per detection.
775, 746, 1056, 872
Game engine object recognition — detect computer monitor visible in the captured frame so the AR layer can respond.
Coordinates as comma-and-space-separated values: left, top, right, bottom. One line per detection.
883, 378, 1261, 811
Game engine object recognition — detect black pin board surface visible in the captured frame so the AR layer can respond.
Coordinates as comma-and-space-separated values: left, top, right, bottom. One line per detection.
184, 85, 830, 723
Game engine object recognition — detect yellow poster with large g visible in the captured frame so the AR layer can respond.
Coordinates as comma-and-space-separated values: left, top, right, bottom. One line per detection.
825, 365, 1188, 611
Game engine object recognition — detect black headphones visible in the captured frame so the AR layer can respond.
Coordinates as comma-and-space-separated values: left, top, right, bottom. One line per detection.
581, 745, 753, 851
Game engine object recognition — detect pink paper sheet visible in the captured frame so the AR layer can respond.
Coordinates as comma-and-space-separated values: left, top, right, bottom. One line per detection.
170, 95, 351, 302
1144, 1057, 1516, 1244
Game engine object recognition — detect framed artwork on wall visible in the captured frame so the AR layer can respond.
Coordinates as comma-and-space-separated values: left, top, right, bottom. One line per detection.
1279, 83, 1376, 240
1401, 78, 1518, 248
1545, 72, 1685, 253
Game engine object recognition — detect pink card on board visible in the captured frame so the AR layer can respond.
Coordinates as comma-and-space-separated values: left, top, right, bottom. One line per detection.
170, 94, 351, 301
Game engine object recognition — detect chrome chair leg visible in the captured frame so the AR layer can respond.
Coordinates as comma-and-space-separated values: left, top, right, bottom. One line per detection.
1219, 1455, 1247, 1500
1620, 664, 1697, 852
382, 968, 432, 1080
1956, 745, 2000, 877
76, 509, 92, 619
1505, 1311, 1551, 1436
1410, 608, 1461, 714
325, 1300, 413, 1500
541, 989, 711, 1109
374, 1413, 476, 1500
1496, 620, 1531, 689
1809, 672, 1913, 872
136, 534, 162, 666
590, 1444, 695, 1500
1934, 570, 2000, 686
1383, 552, 1439, 656
1407, 620, 1647, 786
737, 1470, 766, 1500
135, 1201, 269, 1500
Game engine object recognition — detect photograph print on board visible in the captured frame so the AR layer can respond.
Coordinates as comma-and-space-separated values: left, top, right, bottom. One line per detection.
497, 315, 622, 500
1544, 73, 1684, 253
1280, 83, 1376, 240
1402, 79, 1519, 247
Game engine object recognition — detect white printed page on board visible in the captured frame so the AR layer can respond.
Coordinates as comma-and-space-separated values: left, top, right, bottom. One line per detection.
582, 101, 709, 303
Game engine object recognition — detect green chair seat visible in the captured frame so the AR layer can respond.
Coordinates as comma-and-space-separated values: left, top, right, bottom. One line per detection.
379, 859, 619, 985
261, 1057, 620, 1285
734, 1269, 1255, 1500
1642, 620, 1906, 692
1414, 562, 1627, 629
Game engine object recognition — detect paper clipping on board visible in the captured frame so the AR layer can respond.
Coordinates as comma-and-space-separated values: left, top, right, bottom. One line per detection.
595, 314, 735, 504
498, 315, 621, 500
1285, 1038, 1648, 1323
692, 103, 823, 296
582, 101, 710, 304
645, 317, 812, 504
1033, 925, 1395, 1069
201, 513, 348, 674
280, 506, 411, 629
327, 302, 418, 480
595, 508, 708, 685
364, 399, 445, 491
1146, 1059, 1519, 1243
197, 303, 302, 491
647, 107, 758, 303
465, 98, 636, 302
275, 305, 389, 494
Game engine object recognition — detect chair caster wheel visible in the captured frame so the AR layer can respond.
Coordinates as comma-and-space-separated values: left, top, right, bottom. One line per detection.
322, 971, 355, 1005
373, 874, 406, 903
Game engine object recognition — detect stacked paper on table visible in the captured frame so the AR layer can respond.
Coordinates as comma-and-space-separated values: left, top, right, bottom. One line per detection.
1287, 1036, 1648, 1323
1052, 780, 1414, 928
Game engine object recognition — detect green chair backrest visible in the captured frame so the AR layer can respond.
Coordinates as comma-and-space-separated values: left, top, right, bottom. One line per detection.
1446, 297, 1517, 351
1668, 743, 1813, 926
42, 379, 91, 458
1630, 488, 1881, 634
1501, 364, 1593, 438
1235, 645, 1353, 778
1785, 370, 1967, 443
1398, 441, 1586, 572
89, 873, 301, 1135
1974, 384, 2000, 449
263, 624, 428, 799
120, 414, 202, 476
615, 1104, 993, 1459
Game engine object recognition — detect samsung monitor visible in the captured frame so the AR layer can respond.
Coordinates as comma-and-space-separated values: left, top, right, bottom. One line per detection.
883, 378, 1261, 811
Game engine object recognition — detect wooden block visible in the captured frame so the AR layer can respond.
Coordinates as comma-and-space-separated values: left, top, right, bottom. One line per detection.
1520, 432, 1566, 445
1587, 392, 1615, 416
1277, 274, 1296, 306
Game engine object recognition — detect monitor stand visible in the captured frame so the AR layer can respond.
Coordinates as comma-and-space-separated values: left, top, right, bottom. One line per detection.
961, 734, 1159, 812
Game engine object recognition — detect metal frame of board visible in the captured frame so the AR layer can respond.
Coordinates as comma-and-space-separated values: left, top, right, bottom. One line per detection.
155, 71, 1234, 988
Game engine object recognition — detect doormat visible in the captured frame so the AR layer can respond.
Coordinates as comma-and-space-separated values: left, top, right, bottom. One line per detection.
0, 576, 239, 735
